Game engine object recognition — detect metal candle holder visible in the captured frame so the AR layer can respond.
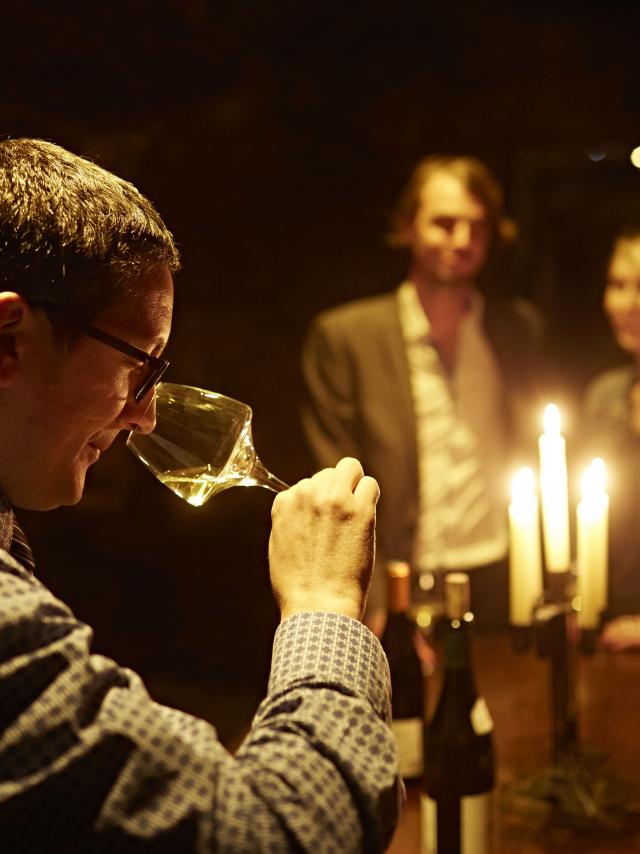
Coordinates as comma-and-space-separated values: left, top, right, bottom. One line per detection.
509, 568, 635, 831
533, 570, 580, 762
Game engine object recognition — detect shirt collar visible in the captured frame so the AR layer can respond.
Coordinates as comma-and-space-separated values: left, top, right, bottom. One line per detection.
397, 280, 485, 345
397, 280, 430, 343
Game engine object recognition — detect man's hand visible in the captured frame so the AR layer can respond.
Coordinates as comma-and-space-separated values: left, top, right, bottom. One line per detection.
268, 457, 380, 622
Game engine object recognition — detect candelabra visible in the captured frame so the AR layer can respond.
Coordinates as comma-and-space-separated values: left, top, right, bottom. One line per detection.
510, 566, 634, 832
506, 403, 627, 828
533, 570, 579, 762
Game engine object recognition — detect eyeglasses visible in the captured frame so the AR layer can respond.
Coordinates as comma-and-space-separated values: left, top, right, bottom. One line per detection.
31, 300, 170, 404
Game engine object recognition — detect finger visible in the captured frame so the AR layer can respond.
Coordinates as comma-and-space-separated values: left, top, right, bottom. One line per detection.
354, 474, 380, 506
309, 467, 340, 486
272, 477, 311, 513
334, 456, 365, 492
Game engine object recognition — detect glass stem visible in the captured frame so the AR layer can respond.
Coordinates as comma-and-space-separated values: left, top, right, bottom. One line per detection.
251, 457, 290, 493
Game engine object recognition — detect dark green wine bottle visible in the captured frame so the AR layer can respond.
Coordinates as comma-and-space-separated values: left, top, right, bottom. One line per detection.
421, 572, 495, 853
381, 560, 425, 780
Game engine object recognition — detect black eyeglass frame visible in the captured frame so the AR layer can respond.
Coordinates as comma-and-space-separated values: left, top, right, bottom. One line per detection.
31, 300, 169, 403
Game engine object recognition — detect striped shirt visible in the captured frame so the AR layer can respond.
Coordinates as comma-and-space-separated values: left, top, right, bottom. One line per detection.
397, 281, 509, 571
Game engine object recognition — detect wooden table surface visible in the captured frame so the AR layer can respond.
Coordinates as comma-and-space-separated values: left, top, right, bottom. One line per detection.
387, 631, 640, 853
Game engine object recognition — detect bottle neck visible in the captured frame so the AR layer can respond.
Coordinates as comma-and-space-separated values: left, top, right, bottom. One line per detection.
442, 620, 477, 691
387, 570, 410, 613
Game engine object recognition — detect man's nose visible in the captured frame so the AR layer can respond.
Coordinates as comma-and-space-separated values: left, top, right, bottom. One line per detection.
452, 221, 472, 249
127, 390, 157, 435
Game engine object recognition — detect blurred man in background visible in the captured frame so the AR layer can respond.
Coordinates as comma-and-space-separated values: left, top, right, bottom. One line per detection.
303, 155, 547, 633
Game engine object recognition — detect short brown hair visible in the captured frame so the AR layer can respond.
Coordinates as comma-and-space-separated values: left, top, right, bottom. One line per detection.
387, 155, 516, 252
0, 138, 180, 322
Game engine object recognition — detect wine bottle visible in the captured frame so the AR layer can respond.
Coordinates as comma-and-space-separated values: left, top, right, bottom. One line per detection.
421, 572, 495, 853
381, 560, 425, 780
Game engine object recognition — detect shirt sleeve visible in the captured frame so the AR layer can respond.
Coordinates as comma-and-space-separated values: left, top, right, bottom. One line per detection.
0, 555, 402, 853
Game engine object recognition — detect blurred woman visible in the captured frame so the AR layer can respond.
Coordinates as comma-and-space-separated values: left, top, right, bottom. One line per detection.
584, 225, 640, 649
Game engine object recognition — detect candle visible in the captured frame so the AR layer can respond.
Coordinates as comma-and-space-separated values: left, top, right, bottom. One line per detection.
576, 458, 609, 630
538, 404, 570, 572
508, 468, 543, 626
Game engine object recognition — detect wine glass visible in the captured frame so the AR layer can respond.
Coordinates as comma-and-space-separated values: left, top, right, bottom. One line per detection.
126, 382, 289, 506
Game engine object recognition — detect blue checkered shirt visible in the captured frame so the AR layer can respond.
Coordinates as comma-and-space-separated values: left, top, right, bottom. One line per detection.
0, 499, 401, 852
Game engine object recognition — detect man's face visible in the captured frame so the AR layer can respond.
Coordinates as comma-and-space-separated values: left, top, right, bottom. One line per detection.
5, 265, 174, 510
604, 237, 640, 356
406, 170, 491, 285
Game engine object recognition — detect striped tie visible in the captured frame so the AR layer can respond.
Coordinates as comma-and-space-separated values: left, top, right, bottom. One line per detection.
10, 519, 36, 573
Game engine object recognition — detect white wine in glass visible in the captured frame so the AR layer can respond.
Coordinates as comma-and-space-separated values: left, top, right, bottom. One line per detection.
126, 382, 289, 506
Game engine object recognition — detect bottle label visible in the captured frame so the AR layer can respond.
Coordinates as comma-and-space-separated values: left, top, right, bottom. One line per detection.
420, 791, 493, 853
470, 697, 493, 736
391, 717, 423, 778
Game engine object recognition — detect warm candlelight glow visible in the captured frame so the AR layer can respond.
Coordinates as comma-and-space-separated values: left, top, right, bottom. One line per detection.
512, 467, 535, 501
538, 404, 570, 572
577, 458, 609, 630
543, 403, 561, 436
509, 467, 543, 627
582, 456, 606, 499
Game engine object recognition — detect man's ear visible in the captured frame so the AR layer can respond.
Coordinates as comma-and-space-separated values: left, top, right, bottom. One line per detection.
0, 292, 28, 387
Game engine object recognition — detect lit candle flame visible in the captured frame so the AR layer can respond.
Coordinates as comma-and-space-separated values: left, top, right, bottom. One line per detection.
539, 402, 570, 571
582, 457, 606, 500
511, 467, 535, 500
543, 403, 561, 436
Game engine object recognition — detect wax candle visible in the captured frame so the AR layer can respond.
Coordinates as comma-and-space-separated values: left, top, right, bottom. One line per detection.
538, 404, 570, 572
576, 458, 609, 630
508, 468, 543, 626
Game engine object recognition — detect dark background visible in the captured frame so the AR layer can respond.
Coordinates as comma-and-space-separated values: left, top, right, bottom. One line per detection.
5, 1, 640, 742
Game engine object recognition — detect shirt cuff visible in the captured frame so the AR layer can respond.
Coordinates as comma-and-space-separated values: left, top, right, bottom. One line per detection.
268, 611, 391, 722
